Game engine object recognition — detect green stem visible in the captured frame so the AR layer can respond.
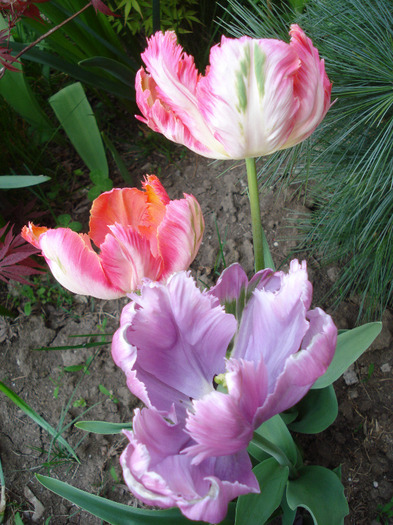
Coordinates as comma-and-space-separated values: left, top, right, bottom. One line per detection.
246, 158, 274, 272
251, 431, 298, 479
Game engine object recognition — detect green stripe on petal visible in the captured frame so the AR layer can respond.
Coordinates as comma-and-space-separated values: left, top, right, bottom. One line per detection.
254, 43, 266, 99
235, 45, 251, 113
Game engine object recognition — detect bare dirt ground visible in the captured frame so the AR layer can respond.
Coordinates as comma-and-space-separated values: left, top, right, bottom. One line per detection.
1, 151, 392, 524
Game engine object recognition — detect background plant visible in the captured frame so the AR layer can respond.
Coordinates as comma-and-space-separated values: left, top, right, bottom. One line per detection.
223, 0, 393, 320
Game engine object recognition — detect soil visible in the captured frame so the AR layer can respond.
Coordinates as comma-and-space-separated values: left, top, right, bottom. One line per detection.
1, 150, 392, 525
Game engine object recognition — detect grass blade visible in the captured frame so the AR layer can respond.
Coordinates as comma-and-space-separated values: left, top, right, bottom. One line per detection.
0, 455, 5, 524
0, 382, 79, 462
33, 341, 110, 351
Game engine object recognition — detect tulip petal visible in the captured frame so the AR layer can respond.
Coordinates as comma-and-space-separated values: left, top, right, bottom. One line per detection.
99, 223, 163, 293
89, 187, 148, 247
254, 307, 337, 426
37, 228, 123, 299
121, 407, 258, 524
120, 272, 236, 413
137, 32, 228, 158
198, 36, 301, 158
21, 222, 48, 249
233, 260, 312, 392
185, 390, 253, 463
158, 194, 204, 276
284, 25, 332, 148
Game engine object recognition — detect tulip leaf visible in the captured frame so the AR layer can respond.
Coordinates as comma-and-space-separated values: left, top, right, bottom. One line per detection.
312, 322, 382, 389
281, 495, 297, 525
0, 175, 50, 189
79, 57, 135, 86
235, 458, 289, 525
36, 475, 235, 525
288, 385, 338, 434
75, 421, 132, 434
49, 82, 109, 177
286, 465, 349, 525
249, 415, 298, 466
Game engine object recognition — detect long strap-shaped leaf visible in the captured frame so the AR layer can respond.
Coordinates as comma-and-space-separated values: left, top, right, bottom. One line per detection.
0, 382, 78, 462
49, 82, 108, 176
9, 43, 134, 100
36, 475, 236, 525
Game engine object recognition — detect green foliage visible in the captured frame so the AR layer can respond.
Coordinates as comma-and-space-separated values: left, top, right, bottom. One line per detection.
0, 381, 78, 461
109, 0, 201, 36
287, 385, 338, 434
75, 420, 132, 434
235, 458, 289, 525
14, 0, 138, 99
286, 465, 349, 524
224, 0, 393, 319
312, 323, 382, 389
48, 82, 112, 199
0, 175, 50, 189
9, 275, 74, 316
377, 496, 393, 524
36, 475, 236, 524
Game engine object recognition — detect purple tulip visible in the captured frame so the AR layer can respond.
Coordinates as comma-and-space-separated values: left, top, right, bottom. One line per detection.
112, 260, 337, 523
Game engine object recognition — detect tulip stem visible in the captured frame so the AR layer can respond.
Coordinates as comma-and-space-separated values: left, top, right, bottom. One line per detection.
245, 158, 274, 272
251, 431, 298, 479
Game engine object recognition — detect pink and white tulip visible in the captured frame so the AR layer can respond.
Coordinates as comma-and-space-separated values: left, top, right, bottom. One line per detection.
136, 26, 332, 160
112, 260, 337, 522
21, 176, 204, 299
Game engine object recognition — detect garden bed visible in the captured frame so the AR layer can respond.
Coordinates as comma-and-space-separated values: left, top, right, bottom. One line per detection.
1, 152, 392, 524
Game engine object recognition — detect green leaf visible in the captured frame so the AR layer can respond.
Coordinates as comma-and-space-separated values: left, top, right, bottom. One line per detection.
235, 458, 289, 525
79, 57, 134, 86
281, 495, 296, 525
286, 465, 349, 525
312, 322, 382, 389
9, 42, 134, 100
288, 385, 338, 434
0, 175, 50, 189
0, 382, 78, 462
75, 420, 132, 434
102, 132, 135, 186
36, 475, 235, 525
249, 415, 298, 465
0, 16, 53, 138
49, 82, 108, 176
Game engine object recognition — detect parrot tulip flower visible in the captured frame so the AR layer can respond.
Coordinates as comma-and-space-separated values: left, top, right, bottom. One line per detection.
112, 260, 337, 522
135, 26, 332, 160
21, 176, 204, 299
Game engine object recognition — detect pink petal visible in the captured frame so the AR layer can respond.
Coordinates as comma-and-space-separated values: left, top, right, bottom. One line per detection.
226, 358, 269, 424
158, 194, 204, 276
89, 187, 148, 247
233, 260, 312, 392
136, 32, 228, 158
121, 407, 258, 524
38, 228, 123, 299
99, 223, 163, 293
253, 307, 337, 426
197, 35, 301, 158
185, 391, 253, 463
283, 24, 332, 148
114, 272, 236, 414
